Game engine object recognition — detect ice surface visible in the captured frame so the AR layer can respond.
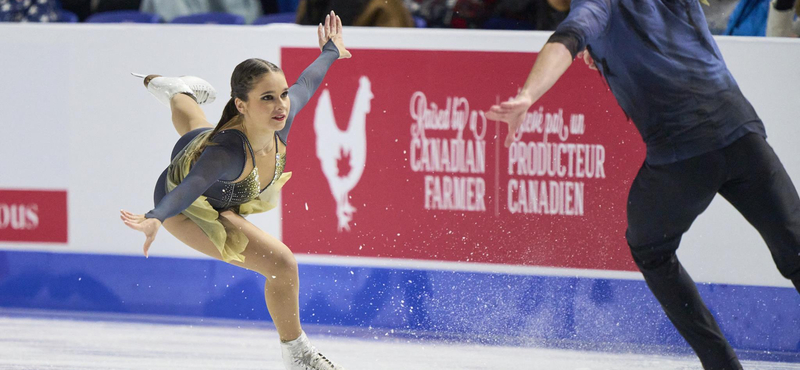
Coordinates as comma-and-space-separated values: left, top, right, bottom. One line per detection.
0, 314, 797, 370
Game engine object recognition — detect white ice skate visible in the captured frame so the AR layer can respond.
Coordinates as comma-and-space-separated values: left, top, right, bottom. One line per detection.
281, 332, 345, 370
131, 73, 217, 106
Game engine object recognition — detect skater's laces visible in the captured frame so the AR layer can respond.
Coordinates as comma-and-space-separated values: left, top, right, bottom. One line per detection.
292, 345, 338, 370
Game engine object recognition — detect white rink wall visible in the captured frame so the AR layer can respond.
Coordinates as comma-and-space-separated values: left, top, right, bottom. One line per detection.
1, 23, 799, 361
1, 24, 799, 287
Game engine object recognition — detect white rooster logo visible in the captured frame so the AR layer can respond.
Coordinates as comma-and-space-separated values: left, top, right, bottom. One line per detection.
314, 76, 374, 232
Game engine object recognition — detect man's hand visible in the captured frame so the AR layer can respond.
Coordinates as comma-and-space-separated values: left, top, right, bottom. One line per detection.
577, 50, 597, 70
486, 94, 534, 148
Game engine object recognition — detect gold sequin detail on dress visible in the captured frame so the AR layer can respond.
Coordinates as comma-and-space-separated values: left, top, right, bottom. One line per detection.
251, 131, 287, 196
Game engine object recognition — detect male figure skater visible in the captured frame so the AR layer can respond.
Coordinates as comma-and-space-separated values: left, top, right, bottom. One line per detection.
486, 1, 800, 369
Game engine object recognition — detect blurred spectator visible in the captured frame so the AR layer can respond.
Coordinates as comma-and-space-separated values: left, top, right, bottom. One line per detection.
489, 0, 569, 30
725, 0, 771, 35
259, 0, 279, 15
703, 0, 741, 34
296, 0, 413, 27
404, 0, 493, 28
448, 0, 495, 28
4, 0, 791, 35
404, 0, 567, 30
140, 0, 263, 24
60, 0, 141, 21
796, 0, 800, 33
1, 0, 60, 22
766, 0, 799, 36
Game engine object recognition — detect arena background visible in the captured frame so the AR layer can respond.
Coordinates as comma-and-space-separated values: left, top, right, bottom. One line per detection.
0, 23, 798, 362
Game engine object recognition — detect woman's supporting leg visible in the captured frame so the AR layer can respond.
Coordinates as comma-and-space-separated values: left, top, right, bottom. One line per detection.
162, 212, 302, 341
219, 211, 302, 341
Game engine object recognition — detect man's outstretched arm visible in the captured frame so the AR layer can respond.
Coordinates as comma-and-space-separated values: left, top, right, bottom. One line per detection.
487, 0, 611, 147
486, 42, 574, 148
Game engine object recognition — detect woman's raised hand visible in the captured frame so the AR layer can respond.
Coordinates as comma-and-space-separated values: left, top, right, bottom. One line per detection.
318, 10, 351, 59
120, 209, 161, 258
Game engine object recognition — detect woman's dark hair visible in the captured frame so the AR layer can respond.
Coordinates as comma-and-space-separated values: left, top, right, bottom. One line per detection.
191, 58, 282, 161
217, 58, 282, 127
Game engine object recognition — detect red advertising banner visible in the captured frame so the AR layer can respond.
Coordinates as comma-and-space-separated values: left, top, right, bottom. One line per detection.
0, 189, 68, 243
281, 48, 645, 271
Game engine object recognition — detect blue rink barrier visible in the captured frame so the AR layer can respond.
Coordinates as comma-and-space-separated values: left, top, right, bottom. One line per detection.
0, 250, 798, 362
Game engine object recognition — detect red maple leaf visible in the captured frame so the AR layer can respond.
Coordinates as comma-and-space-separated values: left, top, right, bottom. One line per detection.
337, 147, 352, 178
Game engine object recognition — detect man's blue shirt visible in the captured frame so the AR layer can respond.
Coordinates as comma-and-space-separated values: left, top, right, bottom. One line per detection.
553, 0, 765, 165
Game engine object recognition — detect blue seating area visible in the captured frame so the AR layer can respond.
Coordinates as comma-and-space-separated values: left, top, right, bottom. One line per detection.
2, 0, 785, 35
252, 12, 296, 25
0, 0, 301, 25
85, 10, 162, 24
57, 9, 79, 23
57, 9, 298, 26
171, 12, 245, 25
0, 0, 530, 30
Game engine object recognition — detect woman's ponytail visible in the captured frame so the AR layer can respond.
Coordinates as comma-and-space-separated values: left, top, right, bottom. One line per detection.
217, 97, 239, 127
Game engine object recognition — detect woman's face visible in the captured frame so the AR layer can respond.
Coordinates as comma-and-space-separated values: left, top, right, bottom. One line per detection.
238, 72, 291, 131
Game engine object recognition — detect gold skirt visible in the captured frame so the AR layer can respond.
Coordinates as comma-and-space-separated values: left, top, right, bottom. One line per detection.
165, 130, 291, 263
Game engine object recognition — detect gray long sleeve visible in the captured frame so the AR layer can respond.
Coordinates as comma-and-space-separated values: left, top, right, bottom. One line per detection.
145, 131, 246, 222
278, 39, 340, 144
145, 43, 340, 221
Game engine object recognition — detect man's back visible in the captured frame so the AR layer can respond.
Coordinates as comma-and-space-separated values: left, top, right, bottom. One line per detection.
556, 0, 764, 164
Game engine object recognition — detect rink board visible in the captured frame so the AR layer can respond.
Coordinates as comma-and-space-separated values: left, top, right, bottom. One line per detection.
0, 250, 798, 362
0, 24, 799, 360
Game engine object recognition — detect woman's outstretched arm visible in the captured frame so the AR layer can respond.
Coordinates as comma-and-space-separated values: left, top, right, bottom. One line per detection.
121, 132, 244, 256
280, 11, 350, 142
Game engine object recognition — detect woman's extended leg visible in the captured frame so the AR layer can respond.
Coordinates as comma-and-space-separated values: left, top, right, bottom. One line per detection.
169, 94, 213, 136
143, 75, 214, 136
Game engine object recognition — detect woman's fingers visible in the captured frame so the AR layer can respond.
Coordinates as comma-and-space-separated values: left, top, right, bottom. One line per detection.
336, 15, 343, 34
120, 209, 139, 218
324, 14, 331, 36
121, 211, 144, 224
120, 211, 137, 220
120, 211, 160, 258
143, 237, 154, 258
120, 210, 139, 223
317, 22, 324, 41
121, 218, 143, 232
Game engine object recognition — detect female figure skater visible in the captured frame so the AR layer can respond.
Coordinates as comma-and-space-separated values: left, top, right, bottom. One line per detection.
121, 11, 350, 370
